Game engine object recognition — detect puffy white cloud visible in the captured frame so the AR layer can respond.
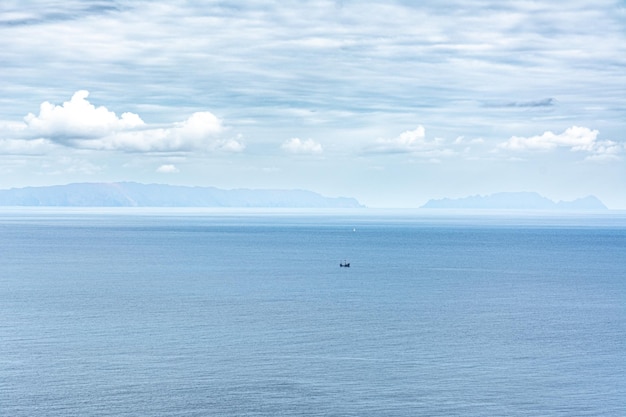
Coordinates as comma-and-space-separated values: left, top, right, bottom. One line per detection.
216, 138, 246, 152
583, 141, 625, 162
24, 90, 144, 141
390, 126, 426, 147
175, 112, 223, 141
156, 164, 179, 173
368, 126, 445, 154
499, 126, 598, 151
79, 111, 234, 152
498, 126, 622, 160
281, 138, 323, 154
15, 91, 241, 153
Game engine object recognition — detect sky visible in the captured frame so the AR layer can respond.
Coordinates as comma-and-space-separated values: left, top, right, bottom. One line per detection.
1, 0, 625, 208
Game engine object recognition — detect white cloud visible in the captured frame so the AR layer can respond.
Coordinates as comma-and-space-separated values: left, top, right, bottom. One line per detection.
582, 141, 625, 162
156, 164, 179, 173
281, 138, 323, 154
498, 126, 622, 160
15, 91, 241, 153
175, 112, 223, 141
454, 136, 485, 145
368, 126, 446, 154
216, 138, 246, 153
24, 90, 144, 141
499, 126, 598, 151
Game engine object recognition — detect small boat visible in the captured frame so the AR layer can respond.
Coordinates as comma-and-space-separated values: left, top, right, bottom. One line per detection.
340, 261, 350, 268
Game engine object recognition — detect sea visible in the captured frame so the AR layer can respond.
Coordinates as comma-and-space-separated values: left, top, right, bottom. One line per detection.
1, 208, 624, 416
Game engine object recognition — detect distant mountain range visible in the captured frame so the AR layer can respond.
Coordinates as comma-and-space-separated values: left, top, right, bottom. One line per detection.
421, 192, 607, 210
0, 182, 364, 208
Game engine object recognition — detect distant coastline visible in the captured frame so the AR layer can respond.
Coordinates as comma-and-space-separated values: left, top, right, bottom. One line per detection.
0, 182, 364, 208
421, 192, 607, 211
0, 184, 611, 211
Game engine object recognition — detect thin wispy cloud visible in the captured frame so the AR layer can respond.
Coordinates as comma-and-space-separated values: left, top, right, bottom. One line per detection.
485, 98, 557, 108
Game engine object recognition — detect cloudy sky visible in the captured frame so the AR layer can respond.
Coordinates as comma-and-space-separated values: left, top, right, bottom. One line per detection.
1, 0, 625, 208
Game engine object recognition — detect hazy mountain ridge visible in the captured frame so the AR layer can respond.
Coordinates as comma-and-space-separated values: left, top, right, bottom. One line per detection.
421, 192, 608, 210
0, 182, 364, 208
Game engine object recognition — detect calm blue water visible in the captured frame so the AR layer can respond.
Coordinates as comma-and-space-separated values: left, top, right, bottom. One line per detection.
1, 209, 625, 416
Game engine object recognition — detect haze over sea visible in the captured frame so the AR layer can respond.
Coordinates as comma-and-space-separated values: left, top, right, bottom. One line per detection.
1, 208, 625, 416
